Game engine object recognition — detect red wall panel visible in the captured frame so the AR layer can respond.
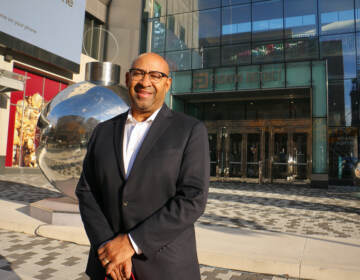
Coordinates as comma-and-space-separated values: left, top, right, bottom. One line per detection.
6, 68, 68, 167
44, 78, 61, 102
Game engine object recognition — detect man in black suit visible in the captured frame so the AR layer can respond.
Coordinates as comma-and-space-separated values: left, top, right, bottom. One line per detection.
76, 53, 210, 280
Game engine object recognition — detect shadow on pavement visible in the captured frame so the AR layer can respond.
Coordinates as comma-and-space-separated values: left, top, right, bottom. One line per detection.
208, 192, 360, 215
200, 213, 267, 231
210, 181, 360, 201
0, 180, 63, 203
0, 255, 21, 280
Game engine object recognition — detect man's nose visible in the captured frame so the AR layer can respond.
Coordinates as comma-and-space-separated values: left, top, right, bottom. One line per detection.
139, 73, 152, 86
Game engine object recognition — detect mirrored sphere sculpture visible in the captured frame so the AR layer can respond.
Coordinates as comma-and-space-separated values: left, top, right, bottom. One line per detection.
36, 81, 129, 200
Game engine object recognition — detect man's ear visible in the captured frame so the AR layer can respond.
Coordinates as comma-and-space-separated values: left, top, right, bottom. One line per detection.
165, 77, 172, 93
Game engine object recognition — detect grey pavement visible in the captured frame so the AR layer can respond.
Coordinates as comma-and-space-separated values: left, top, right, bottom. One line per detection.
0, 172, 359, 279
200, 181, 360, 239
1, 173, 360, 239
0, 229, 294, 280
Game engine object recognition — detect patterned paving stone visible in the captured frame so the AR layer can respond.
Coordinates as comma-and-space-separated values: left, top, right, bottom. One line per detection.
0, 229, 298, 280
199, 182, 360, 239
1, 173, 360, 239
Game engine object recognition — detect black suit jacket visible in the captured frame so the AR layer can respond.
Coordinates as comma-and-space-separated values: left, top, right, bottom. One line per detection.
76, 105, 210, 280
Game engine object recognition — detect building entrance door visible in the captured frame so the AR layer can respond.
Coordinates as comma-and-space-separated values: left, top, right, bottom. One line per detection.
271, 132, 310, 181
206, 120, 311, 183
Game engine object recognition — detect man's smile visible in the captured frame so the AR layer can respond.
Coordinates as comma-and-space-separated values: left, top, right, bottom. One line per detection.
136, 89, 154, 99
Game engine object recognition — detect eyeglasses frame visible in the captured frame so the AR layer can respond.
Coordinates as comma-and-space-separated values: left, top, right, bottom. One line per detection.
128, 68, 169, 83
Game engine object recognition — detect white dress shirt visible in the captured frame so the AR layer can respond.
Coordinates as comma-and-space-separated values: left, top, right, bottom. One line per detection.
124, 108, 161, 254
123, 108, 160, 179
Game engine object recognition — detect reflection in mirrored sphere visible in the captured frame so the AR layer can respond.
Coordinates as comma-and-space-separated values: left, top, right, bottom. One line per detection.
36, 81, 129, 200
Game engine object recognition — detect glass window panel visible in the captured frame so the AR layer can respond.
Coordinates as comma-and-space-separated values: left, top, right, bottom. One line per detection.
193, 0, 220, 10
148, 17, 166, 52
312, 118, 327, 173
286, 62, 311, 87
356, 33, 360, 79
82, 15, 105, 60
222, 4, 251, 45
252, 0, 283, 42
352, 81, 360, 126
91, 25, 101, 59
166, 50, 192, 71
329, 127, 358, 180
171, 71, 192, 93
356, 0, 360, 31
193, 69, 214, 92
222, 0, 250, 6
312, 61, 327, 117
285, 38, 319, 61
192, 47, 220, 69
328, 79, 354, 127
284, 0, 317, 38
166, 13, 192, 51
82, 16, 92, 55
255, 100, 291, 120
185, 103, 203, 119
221, 43, 251, 66
193, 9, 221, 49
215, 67, 236, 91
144, 0, 167, 17
154, 0, 165, 17
261, 63, 285, 89
172, 96, 185, 112
320, 33, 356, 80
167, 0, 192, 15
290, 99, 311, 119
319, 0, 355, 35
252, 41, 284, 64
237, 65, 260, 90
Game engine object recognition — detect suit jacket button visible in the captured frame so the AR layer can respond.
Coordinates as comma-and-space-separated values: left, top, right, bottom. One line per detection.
123, 201, 128, 207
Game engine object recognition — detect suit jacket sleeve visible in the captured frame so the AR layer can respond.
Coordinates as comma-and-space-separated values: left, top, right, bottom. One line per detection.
130, 121, 210, 259
76, 125, 115, 248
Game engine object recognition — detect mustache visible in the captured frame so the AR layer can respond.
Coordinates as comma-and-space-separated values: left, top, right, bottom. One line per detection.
134, 84, 154, 93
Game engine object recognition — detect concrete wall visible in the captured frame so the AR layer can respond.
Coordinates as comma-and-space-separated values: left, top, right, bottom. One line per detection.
106, 0, 142, 86
86, 0, 108, 22
0, 57, 14, 170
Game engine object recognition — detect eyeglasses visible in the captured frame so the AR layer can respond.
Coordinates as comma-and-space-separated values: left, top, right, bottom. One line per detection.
129, 68, 168, 83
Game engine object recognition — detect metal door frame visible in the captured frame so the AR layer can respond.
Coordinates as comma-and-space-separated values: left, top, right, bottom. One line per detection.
206, 119, 312, 183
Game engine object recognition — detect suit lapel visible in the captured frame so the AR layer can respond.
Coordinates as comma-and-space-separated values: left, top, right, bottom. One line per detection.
113, 112, 128, 180
126, 105, 173, 180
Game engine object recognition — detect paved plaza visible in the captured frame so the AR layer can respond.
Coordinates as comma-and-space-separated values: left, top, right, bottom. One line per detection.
0, 172, 359, 279
201, 182, 360, 239
1, 173, 360, 239
0, 229, 295, 280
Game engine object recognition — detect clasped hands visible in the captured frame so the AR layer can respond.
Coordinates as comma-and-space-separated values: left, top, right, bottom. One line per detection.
98, 234, 135, 280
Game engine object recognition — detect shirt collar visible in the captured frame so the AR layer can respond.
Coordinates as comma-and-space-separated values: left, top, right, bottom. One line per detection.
126, 107, 161, 124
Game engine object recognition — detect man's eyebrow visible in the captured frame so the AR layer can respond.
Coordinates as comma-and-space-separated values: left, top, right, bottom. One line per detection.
131, 68, 166, 74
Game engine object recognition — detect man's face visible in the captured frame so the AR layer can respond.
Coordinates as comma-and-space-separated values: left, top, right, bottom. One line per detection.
126, 54, 172, 115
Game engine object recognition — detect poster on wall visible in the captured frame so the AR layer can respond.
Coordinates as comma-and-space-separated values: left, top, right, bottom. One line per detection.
5, 68, 68, 168
12, 93, 43, 167
0, 0, 86, 69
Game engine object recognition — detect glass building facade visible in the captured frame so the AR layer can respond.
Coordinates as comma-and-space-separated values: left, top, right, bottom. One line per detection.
143, 0, 360, 185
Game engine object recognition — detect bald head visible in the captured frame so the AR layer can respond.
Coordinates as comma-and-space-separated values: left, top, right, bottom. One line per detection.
131, 53, 170, 76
